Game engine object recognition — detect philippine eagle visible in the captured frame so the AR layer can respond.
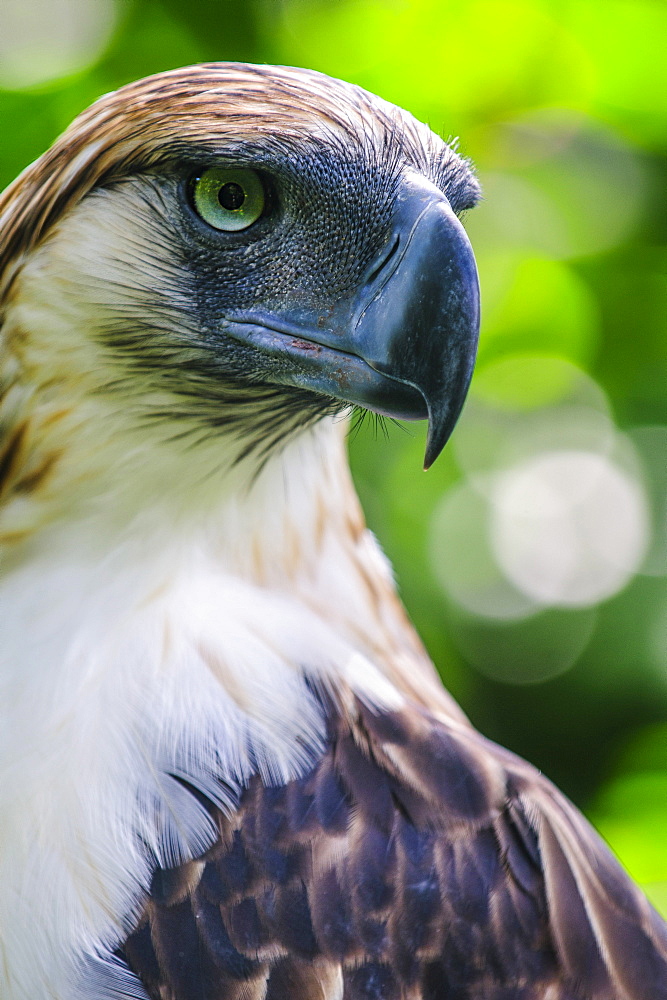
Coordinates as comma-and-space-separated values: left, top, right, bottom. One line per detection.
0, 63, 665, 1000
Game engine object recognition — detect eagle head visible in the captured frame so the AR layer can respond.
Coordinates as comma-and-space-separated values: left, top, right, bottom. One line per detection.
0, 62, 480, 518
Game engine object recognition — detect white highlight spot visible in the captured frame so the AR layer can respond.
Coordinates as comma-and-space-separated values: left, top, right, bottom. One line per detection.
429, 481, 538, 621
0, 0, 118, 89
491, 450, 649, 607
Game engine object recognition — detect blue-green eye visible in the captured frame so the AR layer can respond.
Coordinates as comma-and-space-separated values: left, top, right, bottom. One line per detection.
192, 167, 265, 232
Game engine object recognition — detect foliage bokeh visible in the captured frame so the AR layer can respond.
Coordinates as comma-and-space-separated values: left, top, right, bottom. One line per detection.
1, 0, 665, 910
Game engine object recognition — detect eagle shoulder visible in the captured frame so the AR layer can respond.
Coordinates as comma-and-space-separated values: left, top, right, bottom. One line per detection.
117, 694, 667, 1000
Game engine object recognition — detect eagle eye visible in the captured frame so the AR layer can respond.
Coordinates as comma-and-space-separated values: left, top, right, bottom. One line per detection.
192, 167, 265, 232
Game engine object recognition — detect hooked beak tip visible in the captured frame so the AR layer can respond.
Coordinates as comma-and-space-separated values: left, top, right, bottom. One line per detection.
423, 426, 445, 471
422, 381, 471, 470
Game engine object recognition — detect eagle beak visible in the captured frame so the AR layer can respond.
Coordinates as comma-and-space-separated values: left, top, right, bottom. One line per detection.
352, 174, 480, 468
223, 175, 480, 468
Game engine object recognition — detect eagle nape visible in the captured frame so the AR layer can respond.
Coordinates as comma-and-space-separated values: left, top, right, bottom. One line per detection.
1, 62, 666, 1000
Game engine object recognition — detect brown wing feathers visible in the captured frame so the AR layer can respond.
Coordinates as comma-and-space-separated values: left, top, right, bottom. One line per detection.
119, 695, 667, 999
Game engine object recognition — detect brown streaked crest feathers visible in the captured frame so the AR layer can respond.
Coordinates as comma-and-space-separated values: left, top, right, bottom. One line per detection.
0, 63, 473, 307
1, 63, 666, 1000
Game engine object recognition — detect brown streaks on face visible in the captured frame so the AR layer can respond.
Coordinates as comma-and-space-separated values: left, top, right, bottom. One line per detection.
0, 420, 28, 496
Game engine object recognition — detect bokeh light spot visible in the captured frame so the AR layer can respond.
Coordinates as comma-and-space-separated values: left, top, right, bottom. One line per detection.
467, 112, 645, 260
474, 353, 589, 411
0, 0, 118, 90
491, 450, 649, 607
430, 481, 538, 620
630, 426, 667, 579
447, 605, 597, 684
455, 357, 615, 485
475, 255, 599, 369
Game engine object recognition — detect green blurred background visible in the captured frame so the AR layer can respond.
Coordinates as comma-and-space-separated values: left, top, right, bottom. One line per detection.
1, 0, 665, 907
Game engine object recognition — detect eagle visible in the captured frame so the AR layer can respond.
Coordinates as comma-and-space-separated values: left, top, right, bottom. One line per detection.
0, 63, 665, 1000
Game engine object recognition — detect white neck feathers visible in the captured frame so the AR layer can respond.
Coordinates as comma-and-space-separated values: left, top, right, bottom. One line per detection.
0, 191, 458, 1000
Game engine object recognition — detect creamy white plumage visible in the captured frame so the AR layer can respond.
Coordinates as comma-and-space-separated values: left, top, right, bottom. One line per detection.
0, 188, 435, 994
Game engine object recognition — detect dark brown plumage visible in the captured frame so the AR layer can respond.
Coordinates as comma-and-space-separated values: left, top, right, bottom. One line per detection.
121, 691, 667, 1000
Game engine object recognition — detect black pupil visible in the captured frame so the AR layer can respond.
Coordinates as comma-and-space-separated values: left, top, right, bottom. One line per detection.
218, 182, 245, 211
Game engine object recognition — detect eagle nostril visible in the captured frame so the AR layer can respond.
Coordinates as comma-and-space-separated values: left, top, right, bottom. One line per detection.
353, 233, 403, 332
362, 233, 400, 288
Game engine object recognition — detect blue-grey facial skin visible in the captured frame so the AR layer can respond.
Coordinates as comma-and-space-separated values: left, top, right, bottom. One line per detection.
221, 172, 480, 469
